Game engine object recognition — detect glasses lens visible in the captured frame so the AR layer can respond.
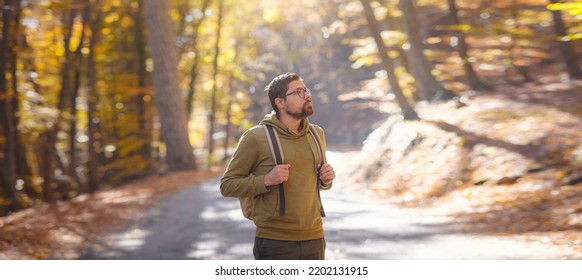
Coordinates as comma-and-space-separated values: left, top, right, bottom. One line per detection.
285, 88, 310, 98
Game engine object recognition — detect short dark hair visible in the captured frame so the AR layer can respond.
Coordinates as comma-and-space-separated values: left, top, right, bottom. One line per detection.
265, 72, 301, 114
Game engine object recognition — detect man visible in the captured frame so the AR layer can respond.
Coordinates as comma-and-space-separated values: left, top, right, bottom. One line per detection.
220, 72, 335, 260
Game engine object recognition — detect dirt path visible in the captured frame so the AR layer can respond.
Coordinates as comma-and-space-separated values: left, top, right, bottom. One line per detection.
80, 151, 570, 260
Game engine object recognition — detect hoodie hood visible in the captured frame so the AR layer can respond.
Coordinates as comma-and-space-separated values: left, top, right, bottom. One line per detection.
259, 111, 311, 140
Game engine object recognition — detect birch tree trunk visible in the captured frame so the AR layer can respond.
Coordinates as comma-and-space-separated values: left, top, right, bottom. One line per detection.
143, 0, 196, 170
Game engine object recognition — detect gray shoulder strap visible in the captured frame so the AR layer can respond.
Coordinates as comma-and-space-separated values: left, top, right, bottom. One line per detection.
263, 125, 284, 164
263, 124, 286, 216
308, 124, 325, 167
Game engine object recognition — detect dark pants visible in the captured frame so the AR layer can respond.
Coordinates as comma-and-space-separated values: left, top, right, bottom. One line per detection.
253, 237, 326, 260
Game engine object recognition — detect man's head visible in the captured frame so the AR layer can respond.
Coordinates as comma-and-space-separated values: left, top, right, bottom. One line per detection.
265, 72, 313, 120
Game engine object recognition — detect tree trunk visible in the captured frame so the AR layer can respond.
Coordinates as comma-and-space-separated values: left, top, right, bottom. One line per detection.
143, 0, 195, 171
86, 0, 102, 193
208, 0, 224, 164
186, 0, 211, 120
400, 0, 455, 101
51, 5, 77, 185
68, 4, 90, 188
8, 1, 34, 198
360, 0, 419, 120
223, 86, 233, 163
508, 0, 533, 84
222, 40, 241, 162
447, 0, 492, 91
381, 8, 412, 78
134, 0, 151, 161
549, 0, 582, 80
0, 0, 24, 211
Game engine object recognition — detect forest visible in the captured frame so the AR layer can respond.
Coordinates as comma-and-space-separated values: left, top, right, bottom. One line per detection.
1, 0, 581, 259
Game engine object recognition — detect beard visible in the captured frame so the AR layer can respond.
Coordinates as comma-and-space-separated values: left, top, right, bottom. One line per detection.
286, 101, 314, 120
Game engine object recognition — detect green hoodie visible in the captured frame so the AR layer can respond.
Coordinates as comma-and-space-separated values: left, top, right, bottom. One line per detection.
220, 111, 331, 241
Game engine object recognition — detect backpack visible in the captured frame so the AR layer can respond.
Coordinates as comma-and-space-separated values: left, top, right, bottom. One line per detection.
239, 124, 327, 220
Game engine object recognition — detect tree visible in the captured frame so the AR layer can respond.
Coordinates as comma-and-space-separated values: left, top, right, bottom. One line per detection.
0, 0, 25, 211
207, 0, 224, 164
143, 0, 196, 171
548, 0, 582, 80
134, 0, 152, 162
508, 0, 534, 84
86, 0, 102, 192
360, 0, 419, 120
400, 0, 455, 101
223, 40, 241, 162
184, 0, 211, 120
447, 0, 491, 91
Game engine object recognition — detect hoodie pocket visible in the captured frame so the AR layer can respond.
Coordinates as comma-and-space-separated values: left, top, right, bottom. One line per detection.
256, 187, 279, 219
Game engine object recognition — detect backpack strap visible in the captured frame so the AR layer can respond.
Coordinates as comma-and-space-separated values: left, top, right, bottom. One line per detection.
263, 125, 286, 216
308, 124, 327, 217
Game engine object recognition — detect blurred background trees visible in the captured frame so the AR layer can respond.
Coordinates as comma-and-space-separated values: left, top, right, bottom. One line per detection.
0, 0, 581, 216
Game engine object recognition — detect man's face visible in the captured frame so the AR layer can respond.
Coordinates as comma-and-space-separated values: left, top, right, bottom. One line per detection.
282, 79, 313, 120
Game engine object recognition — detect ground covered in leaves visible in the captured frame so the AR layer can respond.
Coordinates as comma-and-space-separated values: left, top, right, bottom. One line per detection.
349, 76, 582, 258
0, 167, 224, 259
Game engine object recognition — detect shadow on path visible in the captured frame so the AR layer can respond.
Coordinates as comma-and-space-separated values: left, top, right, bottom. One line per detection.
81, 151, 570, 260
81, 177, 255, 259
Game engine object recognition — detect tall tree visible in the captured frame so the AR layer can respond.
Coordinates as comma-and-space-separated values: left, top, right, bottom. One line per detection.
0, 0, 24, 211
143, 0, 196, 171
549, 0, 582, 80
58, 4, 78, 177
379, 2, 412, 81
134, 0, 151, 161
207, 0, 224, 164
86, 0, 102, 192
68, 3, 91, 187
360, 0, 419, 120
400, 0, 455, 101
185, 0, 211, 120
223, 40, 240, 162
208, 0, 224, 163
8, 0, 33, 198
508, 0, 534, 84
37, 2, 79, 204
447, 0, 491, 91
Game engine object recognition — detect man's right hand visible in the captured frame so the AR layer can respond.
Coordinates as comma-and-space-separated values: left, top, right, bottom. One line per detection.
263, 164, 290, 186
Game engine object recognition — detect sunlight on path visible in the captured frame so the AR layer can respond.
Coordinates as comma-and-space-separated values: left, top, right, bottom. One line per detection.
323, 151, 568, 259
82, 150, 569, 260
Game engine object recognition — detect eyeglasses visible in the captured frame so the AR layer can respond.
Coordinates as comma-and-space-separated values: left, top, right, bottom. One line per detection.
284, 87, 311, 99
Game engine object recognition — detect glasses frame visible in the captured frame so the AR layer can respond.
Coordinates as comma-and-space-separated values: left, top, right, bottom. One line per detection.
284, 87, 311, 99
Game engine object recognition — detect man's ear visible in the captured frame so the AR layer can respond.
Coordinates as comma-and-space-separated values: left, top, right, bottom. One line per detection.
274, 97, 285, 110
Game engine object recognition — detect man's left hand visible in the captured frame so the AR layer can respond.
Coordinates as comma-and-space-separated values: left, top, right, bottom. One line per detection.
319, 163, 335, 185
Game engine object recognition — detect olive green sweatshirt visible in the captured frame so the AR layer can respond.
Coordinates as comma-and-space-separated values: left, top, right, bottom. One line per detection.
220, 112, 331, 241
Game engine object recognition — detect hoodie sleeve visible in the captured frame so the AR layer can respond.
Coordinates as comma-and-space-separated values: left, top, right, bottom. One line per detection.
220, 129, 270, 198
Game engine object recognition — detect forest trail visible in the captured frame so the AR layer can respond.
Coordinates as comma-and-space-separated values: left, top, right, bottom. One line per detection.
80, 151, 569, 260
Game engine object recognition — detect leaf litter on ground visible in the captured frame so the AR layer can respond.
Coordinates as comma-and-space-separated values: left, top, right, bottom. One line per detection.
0, 167, 225, 259
347, 79, 582, 259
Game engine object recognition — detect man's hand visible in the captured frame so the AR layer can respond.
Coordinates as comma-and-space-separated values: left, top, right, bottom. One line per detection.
319, 163, 335, 185
264, 164, 291, 186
